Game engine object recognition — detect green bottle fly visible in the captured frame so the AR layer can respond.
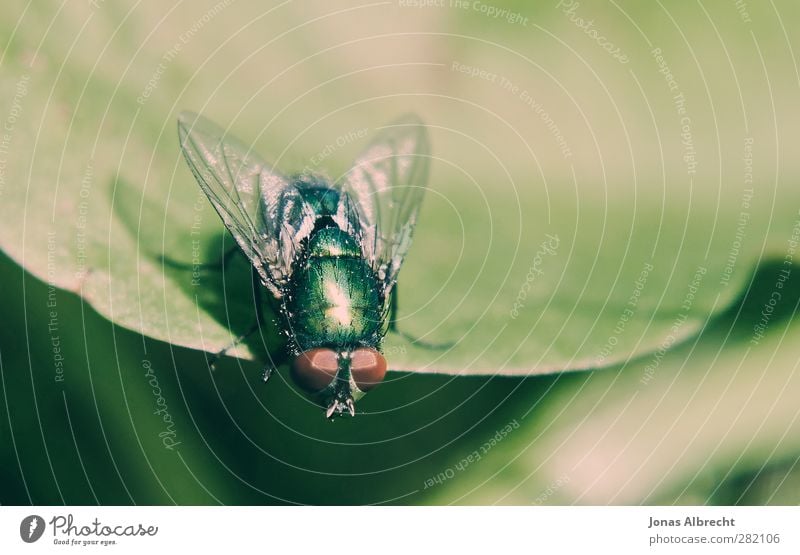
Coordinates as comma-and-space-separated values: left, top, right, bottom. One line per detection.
178, 112, 430, 418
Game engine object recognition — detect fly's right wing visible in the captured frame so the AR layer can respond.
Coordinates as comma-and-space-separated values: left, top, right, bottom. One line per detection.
340, 114, 430, 298
177, 112, 314, 298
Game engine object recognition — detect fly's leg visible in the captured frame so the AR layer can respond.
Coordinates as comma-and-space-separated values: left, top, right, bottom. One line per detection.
387, 285, 455, 350
206, 321, 260, 370
159, 244, 240, 272
248, 267, 285, 383
261, 341, 289, 382
208, 267, 284, 384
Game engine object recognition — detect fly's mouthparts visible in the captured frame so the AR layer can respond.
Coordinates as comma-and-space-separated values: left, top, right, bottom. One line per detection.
325, 402, 337, 419
325, 397, 356, 419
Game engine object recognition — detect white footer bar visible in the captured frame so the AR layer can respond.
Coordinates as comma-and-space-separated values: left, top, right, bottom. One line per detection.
2, 506, 798, 554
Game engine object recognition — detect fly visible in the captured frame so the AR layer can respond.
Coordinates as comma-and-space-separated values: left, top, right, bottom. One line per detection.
177, 112, 432, 419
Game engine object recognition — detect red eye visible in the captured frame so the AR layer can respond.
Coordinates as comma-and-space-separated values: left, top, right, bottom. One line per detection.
350, 348, 387, 392
291, 348, 339, 392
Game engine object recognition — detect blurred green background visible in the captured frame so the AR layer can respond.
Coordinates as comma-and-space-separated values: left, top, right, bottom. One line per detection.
2, 1, 800, 505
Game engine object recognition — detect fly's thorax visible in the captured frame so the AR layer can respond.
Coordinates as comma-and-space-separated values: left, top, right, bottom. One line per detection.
288, 257, 383, 349
307, 227, 361, 258
285, 224, 384, 351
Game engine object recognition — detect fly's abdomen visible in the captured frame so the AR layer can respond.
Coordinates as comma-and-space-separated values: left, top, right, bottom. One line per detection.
288, 227, 382, 350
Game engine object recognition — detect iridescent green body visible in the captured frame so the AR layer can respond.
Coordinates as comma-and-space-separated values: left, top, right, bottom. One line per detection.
285, 185, 383, 352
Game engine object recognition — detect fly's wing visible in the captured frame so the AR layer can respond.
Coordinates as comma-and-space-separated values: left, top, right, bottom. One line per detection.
177, 112, 308, 298
340, 114, 430, 298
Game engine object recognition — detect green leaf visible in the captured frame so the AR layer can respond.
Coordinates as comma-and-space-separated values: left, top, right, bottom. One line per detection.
2, 1, 800, 375
421, 262, 800, 504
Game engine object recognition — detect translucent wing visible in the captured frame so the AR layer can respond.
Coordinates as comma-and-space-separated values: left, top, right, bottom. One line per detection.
177, 112, 313, 297
340, 114, 430, 297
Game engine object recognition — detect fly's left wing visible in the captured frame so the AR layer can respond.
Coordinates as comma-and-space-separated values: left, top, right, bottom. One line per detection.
339, 115, 430, 299
177, 112, 314, 298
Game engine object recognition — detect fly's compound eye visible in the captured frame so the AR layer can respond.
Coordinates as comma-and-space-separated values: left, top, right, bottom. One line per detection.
350, 348, 387, 392
291, 348, 339, 392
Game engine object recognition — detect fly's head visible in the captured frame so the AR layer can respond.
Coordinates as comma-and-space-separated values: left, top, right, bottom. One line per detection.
290, 347, 387, 419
